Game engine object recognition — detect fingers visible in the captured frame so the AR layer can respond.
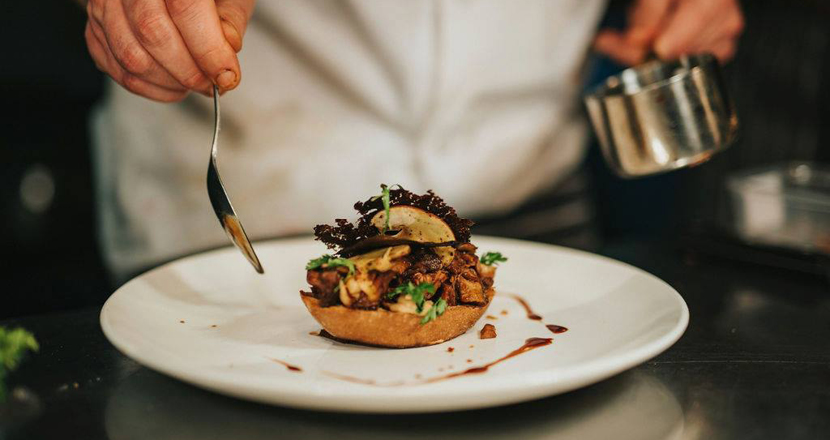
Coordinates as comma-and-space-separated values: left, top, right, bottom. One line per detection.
85, 0, 251, 100
166, 0, 242, 91
122, 0, 213, 95
85, 22, 107, 72
654, 0, 744, 60
594, 30, 649, 66
707, 37, 737, 62
593, 0, 677, 65
85, 21, 189, 102
595, 0, 744, 65
627, 0, 675, 46
216, 0, 256, 52
687, 4, 743, 59
100, 0, 187, 91
652, 1, 714, 59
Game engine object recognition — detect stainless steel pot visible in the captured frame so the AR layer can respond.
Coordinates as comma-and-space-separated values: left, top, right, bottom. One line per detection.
584, 54, 739, 178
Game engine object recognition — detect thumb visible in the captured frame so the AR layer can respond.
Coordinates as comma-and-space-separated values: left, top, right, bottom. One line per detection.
217, 0, 256, 53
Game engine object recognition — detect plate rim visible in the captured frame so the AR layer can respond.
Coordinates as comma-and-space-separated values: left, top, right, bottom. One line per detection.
100, 235, 689, 413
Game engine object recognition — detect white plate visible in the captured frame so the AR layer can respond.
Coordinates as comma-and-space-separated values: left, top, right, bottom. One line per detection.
101, 236, 688, 413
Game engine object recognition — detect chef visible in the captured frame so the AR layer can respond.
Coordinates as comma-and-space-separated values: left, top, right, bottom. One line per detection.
81, 0, 743, 280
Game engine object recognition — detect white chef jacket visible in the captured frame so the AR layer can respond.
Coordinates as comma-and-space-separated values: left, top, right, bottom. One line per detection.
92, 0, 607, 280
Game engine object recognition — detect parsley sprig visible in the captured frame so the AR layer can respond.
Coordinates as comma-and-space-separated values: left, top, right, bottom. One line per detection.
420, 298, 448, 324
386, 282, 447, 324
371, 184, 392, 233
480, 251, 508, 266
0, 327, 39, 401
386, 282, 436, 312
305, 254, 356, 276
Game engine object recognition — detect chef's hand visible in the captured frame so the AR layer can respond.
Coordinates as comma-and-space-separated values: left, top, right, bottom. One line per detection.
84, 0, 255, 102
593, 0, 744, 66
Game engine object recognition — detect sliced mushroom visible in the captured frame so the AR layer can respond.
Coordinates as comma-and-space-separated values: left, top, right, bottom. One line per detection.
348, 245, 411, 273
371, 206, 456, 265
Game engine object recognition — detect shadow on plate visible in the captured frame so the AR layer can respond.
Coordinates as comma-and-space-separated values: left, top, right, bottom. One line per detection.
104, 368, 684, 440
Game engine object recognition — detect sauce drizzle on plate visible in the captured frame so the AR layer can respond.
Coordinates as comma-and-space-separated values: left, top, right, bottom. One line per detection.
506, 293, 543, 320
546, 324, 568, 334
268, 358, 302, 372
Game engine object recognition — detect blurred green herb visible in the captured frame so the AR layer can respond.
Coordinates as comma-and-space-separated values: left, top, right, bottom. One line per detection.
305, 254, 356, 276
420, 298, 448, 324
386, 282, 436, 313
0, 327, 39, 401
480, 251, 508, 266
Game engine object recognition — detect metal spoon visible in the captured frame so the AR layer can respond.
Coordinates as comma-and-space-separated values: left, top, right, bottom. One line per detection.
207, 84, 264, 273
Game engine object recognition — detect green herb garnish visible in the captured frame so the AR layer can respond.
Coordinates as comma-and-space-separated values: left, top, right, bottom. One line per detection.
371, 184, 392, 233
480, 251, 508, 266
387, 282, 446, 324
386, 282, 436, 312
305, 254, 356, 276
0, 327, 39, 401
420, 298, 448, 324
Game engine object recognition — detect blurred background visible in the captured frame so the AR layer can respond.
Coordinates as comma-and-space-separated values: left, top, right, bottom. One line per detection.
2, 0, 828, 319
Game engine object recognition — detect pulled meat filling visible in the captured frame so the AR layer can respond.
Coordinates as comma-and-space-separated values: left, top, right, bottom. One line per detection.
304, 188, 493, 313
305, 269, 342, 307
302, 243, 494, 310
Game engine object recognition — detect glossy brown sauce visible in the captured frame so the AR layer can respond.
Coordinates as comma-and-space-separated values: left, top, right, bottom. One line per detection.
222, 215, 249, 253
506, 293, 543, 320
323, 371, 405, 387
323, 337, 553, 387
269, 358, 302, 372
424, 338, 552, 383
546, 324, 568, 334
447, 347, 455, 353
222, 214, 262, 273
507, 293, 568, 334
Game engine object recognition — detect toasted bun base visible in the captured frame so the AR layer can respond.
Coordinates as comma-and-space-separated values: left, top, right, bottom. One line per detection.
301, 290, 494, 348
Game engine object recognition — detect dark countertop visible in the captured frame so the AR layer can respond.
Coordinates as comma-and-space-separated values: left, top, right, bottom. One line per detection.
1, 242, 829, 440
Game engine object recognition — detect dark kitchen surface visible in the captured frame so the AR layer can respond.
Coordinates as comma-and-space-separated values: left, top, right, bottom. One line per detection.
2, 241, 828, 440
